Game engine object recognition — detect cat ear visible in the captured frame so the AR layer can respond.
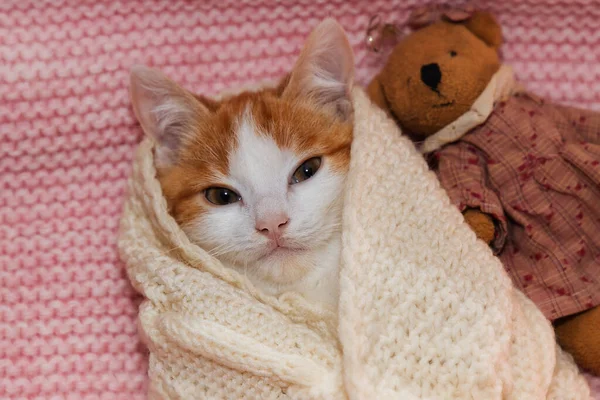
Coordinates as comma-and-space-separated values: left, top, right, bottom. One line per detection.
283, 18, 355, 121
129, 65, 210, 168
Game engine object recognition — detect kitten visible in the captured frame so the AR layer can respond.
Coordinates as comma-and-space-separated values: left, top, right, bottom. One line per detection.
129, 19, 354, 310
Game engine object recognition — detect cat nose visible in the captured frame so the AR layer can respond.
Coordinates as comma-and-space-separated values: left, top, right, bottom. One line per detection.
420, 63, 442, 91
256, 213, 289, 240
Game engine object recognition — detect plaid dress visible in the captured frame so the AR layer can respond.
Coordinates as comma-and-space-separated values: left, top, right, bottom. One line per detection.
433, 92, 600, 321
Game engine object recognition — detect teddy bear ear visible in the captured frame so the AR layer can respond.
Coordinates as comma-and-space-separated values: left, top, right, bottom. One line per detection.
462, 11, 503, 49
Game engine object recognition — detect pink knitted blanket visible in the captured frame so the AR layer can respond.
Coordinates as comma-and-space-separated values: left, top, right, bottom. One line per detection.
1, 0, 599, 398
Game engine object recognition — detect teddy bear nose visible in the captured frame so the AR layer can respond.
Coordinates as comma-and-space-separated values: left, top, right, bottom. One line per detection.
420, 63, 442, 91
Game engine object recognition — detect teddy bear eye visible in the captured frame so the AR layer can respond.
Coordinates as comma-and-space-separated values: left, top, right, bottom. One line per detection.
450, 50, 457, 57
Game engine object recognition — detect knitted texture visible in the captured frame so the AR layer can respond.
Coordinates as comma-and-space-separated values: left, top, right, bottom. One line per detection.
118, 88, 590, 399
119, 136, 343, 399
1, 0, 600, 398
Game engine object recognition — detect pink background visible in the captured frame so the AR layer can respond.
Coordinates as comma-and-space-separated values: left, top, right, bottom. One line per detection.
1, 0, 599, 398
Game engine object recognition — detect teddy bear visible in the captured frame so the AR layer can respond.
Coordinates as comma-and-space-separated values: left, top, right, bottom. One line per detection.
367, 7, 600, 375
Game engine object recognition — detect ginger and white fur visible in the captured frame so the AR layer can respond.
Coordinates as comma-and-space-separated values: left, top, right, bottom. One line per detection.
129, 19, 355, 309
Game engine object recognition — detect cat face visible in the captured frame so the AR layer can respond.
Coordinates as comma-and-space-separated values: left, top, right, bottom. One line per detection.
130, 19, 354, 285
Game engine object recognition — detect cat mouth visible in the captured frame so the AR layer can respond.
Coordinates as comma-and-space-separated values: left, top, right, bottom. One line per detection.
261, 244, 306, 259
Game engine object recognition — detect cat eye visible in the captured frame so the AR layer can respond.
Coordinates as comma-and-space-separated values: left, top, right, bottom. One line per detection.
450, 50, 457, 57
291, 157, 322, 184
205, 187, 241, 205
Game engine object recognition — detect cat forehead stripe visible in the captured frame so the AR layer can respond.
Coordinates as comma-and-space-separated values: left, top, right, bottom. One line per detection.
228, 110, 299, 194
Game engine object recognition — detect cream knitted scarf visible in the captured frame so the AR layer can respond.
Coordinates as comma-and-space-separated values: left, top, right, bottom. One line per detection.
118, 88, 590, 399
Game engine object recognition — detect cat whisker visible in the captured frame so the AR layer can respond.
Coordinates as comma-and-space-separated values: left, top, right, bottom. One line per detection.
161, 244, 185, 256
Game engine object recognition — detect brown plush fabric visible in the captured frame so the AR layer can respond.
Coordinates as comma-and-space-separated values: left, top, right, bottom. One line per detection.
555, 306, 600, 376
463, 209, 495, 245
462, 11, 503, 49
368, 12, 501, 136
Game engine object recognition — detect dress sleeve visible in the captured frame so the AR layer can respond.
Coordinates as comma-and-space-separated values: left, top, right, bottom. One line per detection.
548, 102, 600, 144
435, 142, 508, 253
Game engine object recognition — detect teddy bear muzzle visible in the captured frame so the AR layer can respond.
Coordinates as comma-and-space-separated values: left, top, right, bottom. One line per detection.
420, 63, 442, 92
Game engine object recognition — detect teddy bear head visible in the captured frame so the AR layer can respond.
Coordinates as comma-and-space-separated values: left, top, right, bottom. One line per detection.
367, 11, 503, 137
